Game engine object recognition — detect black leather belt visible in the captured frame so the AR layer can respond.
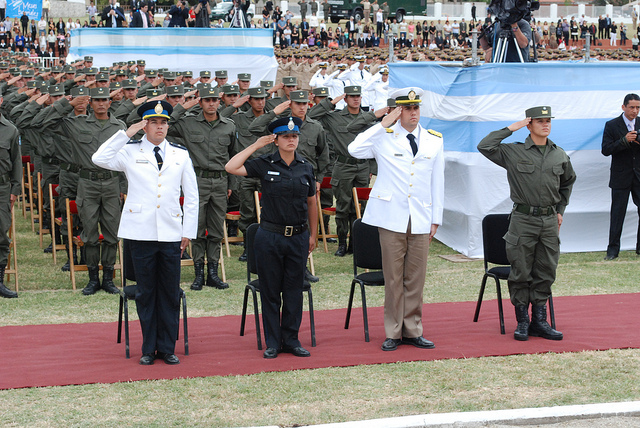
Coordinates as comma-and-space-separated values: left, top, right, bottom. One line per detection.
514, 203, 555, 216
60, 162, 80, 173
78, 170, 118, 180
194, 168, 227, 179
41, 157, 61, 165
260, 221, 308, 237
336, 154, 367, 165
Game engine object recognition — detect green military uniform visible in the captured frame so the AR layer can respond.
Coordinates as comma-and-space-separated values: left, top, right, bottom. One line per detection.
477, 106, 576, 341
167, 87, 237, 289
39, 89, 126, 295
0, 114, 21, 298
307, 87, 374, 255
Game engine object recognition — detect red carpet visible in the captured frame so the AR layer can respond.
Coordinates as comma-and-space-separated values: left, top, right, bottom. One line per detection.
2, 293, 639, 390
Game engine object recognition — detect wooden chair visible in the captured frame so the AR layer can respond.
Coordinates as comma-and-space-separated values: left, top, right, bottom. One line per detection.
222, 210, 243, 257
26, 163, 41, 233
352, 187, 372, 219
35, 173, 44, 247
48, 184, 65, 264
316, 176, 338, 253
5, 205, 18, 292
64, 198, 123, 291
20, 156, 30, 219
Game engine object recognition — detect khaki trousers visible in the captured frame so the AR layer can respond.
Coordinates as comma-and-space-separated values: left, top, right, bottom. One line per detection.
378, 221, 430, 339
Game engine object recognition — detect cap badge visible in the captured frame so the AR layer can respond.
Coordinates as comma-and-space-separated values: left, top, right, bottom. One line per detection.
287, 118, 295, 130
542, 108, 548, 114
154, 102, 163, 114
408, 90, 416, 101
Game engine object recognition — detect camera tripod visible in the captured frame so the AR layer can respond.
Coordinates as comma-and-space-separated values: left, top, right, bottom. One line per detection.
493, 28, 525, 63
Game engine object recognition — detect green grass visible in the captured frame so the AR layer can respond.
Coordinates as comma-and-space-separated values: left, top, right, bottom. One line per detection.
2, 201, 640, 427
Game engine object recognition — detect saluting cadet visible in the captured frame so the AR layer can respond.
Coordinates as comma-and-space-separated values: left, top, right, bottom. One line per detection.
93, 100, 198, 366
167, 86, 236, 291
478, 106, 576, 341
266, 76, 297, 112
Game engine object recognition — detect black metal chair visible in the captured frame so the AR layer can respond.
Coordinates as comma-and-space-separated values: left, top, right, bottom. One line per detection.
117, 239, 189, 358
240, 223, 316, 350
473, 213, 555, 334
344, 218, 385, 342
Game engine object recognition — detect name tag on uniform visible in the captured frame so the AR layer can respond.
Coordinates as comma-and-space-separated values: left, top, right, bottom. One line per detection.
394, 153, 404, 157
267, 171, 280, 176
136, 159, 149, 164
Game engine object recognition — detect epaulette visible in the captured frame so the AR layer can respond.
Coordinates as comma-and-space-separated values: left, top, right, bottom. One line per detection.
385, 128, 393, 133
427, 129, 442, 138
169, 141, 187, 150
127, 139, 141, 144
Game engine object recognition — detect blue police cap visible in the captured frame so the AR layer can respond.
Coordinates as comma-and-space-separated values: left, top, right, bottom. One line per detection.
137, 100, 173, 120
268, 117, 302, 135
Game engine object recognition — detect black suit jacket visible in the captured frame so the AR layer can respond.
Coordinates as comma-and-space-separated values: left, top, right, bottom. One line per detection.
602, 114, 640, 189
130, 11, 150, 27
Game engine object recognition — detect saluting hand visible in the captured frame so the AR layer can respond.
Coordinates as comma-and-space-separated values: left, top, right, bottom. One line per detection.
255, 134, 276, 148
181, 96, 200, 110
331, 93, 346, 105
126, 119, 147, 138
374, 106, 389, 119
507, 117, 531, 132
132, 95, 148, 107
69, 95, 90, 107
380, 106, 401, 128
233, 94, 250, 108
273, 100, 291, 115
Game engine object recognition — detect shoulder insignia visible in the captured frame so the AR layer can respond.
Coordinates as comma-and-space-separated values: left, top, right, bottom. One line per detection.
427, 129, 442, 138
169, 141, 187, 150
127, 139, 141, 144
385, 128, 393, 133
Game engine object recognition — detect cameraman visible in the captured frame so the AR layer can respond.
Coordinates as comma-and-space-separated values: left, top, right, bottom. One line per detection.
194, 0, 211, 27
479, 17, 532, 62
169, 0, 190, 27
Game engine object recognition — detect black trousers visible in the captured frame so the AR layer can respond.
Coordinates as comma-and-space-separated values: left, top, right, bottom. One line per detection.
254, 227, 307, 350
607, 180, 640, 256
130, 240, 181, 355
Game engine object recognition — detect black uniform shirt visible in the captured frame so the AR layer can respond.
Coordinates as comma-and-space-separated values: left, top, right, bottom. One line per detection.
245, 150, 315, 226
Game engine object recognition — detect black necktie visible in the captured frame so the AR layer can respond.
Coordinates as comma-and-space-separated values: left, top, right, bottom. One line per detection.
153, 146, 163, 170
407, 133, 418, 157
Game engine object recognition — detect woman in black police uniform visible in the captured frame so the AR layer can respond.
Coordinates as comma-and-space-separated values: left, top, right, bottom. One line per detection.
226, 117, 318, 359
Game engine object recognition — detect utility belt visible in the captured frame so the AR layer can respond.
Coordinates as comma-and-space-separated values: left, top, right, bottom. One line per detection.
60, 162, 81, 173
513, 203, 556, 217
0, 173, 10, 184
194, 168, 227, 179
260, 221, 308, 237
78, 169, 119, 181
336, 154, 367, 165
41, 157, 61, 165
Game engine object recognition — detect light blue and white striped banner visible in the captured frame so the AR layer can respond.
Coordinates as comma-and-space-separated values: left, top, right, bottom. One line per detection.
68, 28, 277, 83
390, 62, 640, 257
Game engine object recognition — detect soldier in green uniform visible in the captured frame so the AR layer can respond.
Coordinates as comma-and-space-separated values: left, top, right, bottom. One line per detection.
214, 70, 228, 88
39, 87, 127, 295
307, 85, 378, 256
266, 76, 298, 112
477, 106, 576, 342
0, 93, 21, 298
167, 86, 236, 290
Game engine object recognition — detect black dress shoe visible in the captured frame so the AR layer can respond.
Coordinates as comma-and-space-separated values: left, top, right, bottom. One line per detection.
263, 347, 278, 359
326, 238, 337, 244
157, 352, 180, 364
43, 243, 53, 254
604, 254, 618, 260
381, 338, 401, 351
139, 354, 155, 365
402, 336, 435, 349
238, 249, 247, 262
334, 244, 347, 257
304, 267, 319, 283
282, 346, 311, 357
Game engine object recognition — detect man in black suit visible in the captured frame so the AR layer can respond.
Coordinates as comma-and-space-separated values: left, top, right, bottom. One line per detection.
131, 2, 152, 27
101, 0, 126, 27
602, 93, 640, 260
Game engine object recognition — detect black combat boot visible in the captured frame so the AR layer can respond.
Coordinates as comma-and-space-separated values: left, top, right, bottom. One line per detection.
0, 265, 17, 298
190, 261, 205, 290
305, 267, 319, 283
529, 304, 563, 340
238, 247, 248, 262
334, 238, 348, 257
514, 304, 530, 341
101, 266, 119, 294
61, 241, 78, 272
206, 261, 229, 289
82, 267, 101, 295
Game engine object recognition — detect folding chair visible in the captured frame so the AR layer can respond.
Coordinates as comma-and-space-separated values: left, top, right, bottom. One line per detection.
48, 184, 65, 264
117, 239, 189, 359
352, 187, 372, 219
473, 214, 555, 334
240, 223, 316, 350
20, 156, 30, 219
316, 176, 338, 253
344, 218, 385, 342
5, 205, 18, 292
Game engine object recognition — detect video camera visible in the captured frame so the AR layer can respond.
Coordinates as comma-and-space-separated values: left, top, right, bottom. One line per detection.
488, 0, 540, 29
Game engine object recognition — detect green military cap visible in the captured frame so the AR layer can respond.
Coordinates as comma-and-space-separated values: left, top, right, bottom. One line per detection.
48, 84, 64, 96
198, 83, 212, 90
99, 66, 110, 72
109, 82, 122, 90
26, 80, 38, 88
289, 90, 309, 103
165, 85, 184, 96
118, 61, 127, 66
0, 61, 8, 69
175, 71, 182, 77
52, 65, 63, 73
85, 67, 98, 76
282, 76, 297, 86
122, 79, 137, 89
36, 80, 48, 89
21, 69, 35, 77
9, 59, 17, 65
71, 86, 90, 97
260, 80, 273, 88
214, 70, 227, 78
183, 71, 193, 78
237, 72, 251, 81
109, 70, 116, 75
39, 67, 51, 73
90, 87, 110, 99
63, 65, 75, 73
164, 71, 176, 80
220, 84, 239, 95
127, 60, 136, 66
146, 88, 164, 98
115, 69, 127, 76
146, 69, 158, 77
312, 87, 329, 97
96, 73, 110, 82
157, 67, 168, 74
199, 86, 220, 98
200, 70, 211, 78
10, 70, 20, 77
525, 106, 554, 119
344, 85, 362, 96
84, 56, 93, 62
112, 62, 119, 67
137, 59, 145, 65
247, 86, 268, 98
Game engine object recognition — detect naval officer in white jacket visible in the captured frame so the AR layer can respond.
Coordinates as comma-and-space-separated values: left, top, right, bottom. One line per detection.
93, 100, 198, 365
348, 87, 445, 351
